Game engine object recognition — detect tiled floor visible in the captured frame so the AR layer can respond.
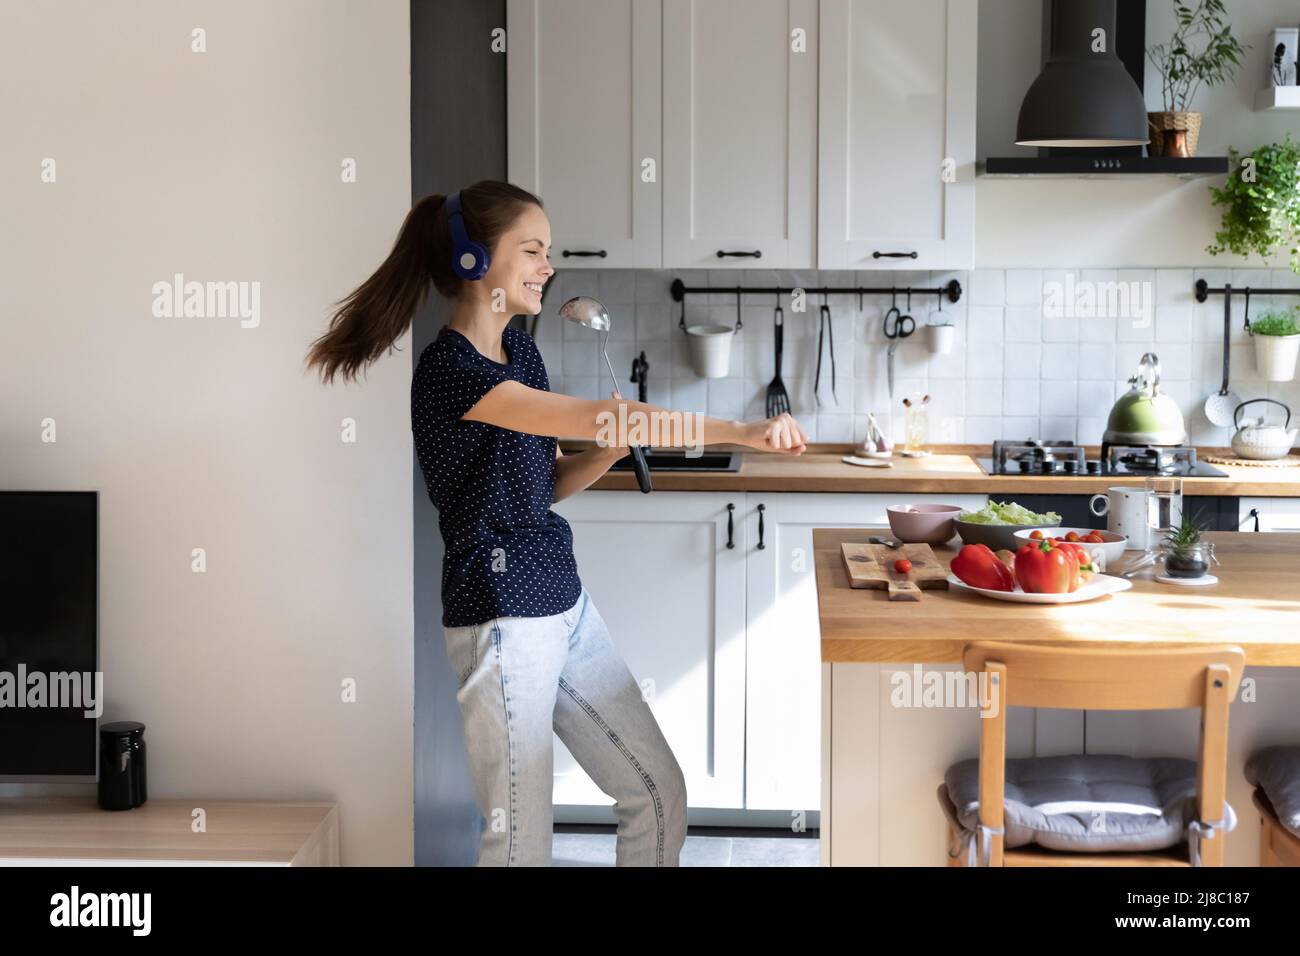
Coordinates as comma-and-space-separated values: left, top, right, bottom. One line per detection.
553, 827, 820, 866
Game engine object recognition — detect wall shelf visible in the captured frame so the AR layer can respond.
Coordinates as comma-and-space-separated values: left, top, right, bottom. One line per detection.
1254, 87, 1300, 111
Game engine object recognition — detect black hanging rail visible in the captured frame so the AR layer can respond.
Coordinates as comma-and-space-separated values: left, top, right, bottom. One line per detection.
1195, 278, 1300, 336
1195, 278, 1300, 302
669, 277, 962, 331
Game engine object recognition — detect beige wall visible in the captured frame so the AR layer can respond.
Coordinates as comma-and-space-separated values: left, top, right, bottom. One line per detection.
977, 0, 1300, 268
0, 1, 413, 864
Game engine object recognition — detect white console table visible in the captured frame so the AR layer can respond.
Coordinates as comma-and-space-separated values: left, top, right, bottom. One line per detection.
0, 796, 339, 865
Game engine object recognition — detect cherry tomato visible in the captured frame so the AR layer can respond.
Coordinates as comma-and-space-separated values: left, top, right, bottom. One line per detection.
1029, 530, 1045, 540
1084, 531, 1104, 543
893, 558, 913, 574
1065, 531, 1081, 542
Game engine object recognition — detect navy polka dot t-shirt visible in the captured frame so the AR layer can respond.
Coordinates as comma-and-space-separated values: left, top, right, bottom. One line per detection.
412, 323, 583, 628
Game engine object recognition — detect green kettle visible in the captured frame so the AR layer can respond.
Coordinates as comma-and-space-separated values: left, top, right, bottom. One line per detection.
1103, 352, 1187, 446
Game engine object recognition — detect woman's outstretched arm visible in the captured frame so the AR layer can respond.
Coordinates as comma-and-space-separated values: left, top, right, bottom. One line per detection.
462, 380, 808, 454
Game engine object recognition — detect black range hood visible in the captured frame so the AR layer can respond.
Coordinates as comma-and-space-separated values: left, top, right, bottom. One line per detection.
983, 0, 1228, 177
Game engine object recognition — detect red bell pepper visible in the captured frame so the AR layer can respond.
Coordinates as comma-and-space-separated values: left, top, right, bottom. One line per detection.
1014, 539, 1080, 593
1054, 541, 1097, 580
950, 543, 1015, 591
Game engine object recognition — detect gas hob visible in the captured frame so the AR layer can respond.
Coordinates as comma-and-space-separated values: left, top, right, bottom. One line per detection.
978, 439, 1227, 478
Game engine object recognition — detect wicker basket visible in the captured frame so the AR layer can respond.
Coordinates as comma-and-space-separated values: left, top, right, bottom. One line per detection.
1147, 111, 1202, 158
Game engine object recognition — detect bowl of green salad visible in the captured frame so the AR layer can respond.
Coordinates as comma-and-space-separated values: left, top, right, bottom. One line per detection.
954, 501, 1062, 553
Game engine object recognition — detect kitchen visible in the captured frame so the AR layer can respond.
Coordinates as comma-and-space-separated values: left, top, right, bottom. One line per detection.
8, 0, 1300, 901
501, 0, 1300, 869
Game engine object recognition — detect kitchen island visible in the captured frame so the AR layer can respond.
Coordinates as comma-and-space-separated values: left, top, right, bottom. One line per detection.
814, 529, 1300, 867
550, 446, 1300, 847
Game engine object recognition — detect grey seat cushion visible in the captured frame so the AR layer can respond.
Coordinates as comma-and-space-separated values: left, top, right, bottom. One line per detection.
1244, 745, 1300, 840
944, 753, 1236, 854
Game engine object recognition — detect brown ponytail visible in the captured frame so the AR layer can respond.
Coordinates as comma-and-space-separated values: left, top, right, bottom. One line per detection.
305, 180, 543, 385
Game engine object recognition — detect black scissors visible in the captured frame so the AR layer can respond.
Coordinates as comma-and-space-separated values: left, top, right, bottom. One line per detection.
883, 291, 915, 400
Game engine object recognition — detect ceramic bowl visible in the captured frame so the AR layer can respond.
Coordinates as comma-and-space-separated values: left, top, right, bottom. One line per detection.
1013, 527, 1128, 569
954, 516, 1062, 554
886, 504, 963, 545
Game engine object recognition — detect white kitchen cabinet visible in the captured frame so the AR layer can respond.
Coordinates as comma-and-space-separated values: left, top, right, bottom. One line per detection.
817, 0, 976, 270
743, 492, 985, 813
507, 0, 662, 268
1239, 496, 1300, 532
662, 0, 818, 269
551, 491, 747, 809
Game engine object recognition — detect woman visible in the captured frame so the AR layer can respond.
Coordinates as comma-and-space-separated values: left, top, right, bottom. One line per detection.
305, 180, 808, 867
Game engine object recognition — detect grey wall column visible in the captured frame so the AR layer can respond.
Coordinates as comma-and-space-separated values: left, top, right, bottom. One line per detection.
411, 0, 507, 867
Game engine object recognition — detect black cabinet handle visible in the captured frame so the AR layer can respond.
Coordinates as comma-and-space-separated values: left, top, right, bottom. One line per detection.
726, 503, 735, 549
872, 250, 918, 259
562, 249, 607, 258
1249, 507, 1260, 532
756, 503, 766, 550
717, 249, 762, 259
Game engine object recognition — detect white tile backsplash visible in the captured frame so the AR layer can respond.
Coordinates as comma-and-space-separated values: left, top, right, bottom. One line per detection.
542, 268, 1295, 447
969, 269, 1006, 306
1004, 306, 1042, 343
1005, 269, 1044, 306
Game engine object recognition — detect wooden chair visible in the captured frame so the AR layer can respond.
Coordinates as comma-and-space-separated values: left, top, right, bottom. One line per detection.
1253, 788, 1300, 866
939, 641, 1245, 867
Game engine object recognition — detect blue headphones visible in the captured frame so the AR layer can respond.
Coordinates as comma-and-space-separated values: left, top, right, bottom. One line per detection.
446, 192, 489, 281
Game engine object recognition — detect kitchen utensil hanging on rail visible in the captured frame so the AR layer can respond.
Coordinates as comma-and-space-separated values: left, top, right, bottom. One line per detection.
1204, 287, 1246, 427
765, 292, 791, 417
884, 290, 916, 399
815, 292, 837, 407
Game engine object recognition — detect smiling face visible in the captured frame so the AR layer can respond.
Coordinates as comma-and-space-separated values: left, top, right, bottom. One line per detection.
482, 202, 554, 315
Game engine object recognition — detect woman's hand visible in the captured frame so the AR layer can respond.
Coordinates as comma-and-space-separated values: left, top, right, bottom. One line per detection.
739, 412, 808, 455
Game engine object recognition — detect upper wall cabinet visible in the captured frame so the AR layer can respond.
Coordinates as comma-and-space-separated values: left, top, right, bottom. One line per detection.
662, 0, 818, 270
817, 0, 975, 270
507, 0, 662, 269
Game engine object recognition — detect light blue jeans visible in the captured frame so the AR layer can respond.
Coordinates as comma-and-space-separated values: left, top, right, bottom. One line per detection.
443, 584, 688, 866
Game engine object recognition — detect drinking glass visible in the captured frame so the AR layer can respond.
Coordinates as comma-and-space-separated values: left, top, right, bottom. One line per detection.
1145, 477, 1183, 542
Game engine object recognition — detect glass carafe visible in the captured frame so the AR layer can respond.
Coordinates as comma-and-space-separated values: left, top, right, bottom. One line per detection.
904, 397, 929, 453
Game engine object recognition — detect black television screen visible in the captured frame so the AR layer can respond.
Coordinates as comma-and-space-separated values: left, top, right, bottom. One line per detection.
0, 491, 98, 777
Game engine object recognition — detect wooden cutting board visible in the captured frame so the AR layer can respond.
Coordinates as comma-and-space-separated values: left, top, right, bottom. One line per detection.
840, 542, 948, 601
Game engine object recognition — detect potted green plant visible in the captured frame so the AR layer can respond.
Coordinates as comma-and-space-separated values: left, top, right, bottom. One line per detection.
1146, 0, 1248, 157
1207, 134, 1300, 273
1250, 310, 1300, 381
1159, 510, 1216, 579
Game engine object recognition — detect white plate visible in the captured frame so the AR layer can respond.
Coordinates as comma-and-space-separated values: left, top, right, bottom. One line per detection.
1155, 573, 1219, 587
946, 573, 1133, 604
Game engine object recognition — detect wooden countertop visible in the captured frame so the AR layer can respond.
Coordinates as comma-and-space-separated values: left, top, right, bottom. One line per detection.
813, 529, 1300, 666
571, 443, 1300, 496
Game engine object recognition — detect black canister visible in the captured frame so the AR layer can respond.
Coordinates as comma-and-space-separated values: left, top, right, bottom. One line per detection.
98, 721, 147, 810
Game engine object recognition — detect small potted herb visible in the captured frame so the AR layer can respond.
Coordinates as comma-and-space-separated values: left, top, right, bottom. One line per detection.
1250, 310, 1300, 382
1160, 511, 1216, 579
1146, 0, 1248, 157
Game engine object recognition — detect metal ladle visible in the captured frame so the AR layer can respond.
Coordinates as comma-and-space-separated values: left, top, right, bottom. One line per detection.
559, 296, 652, 493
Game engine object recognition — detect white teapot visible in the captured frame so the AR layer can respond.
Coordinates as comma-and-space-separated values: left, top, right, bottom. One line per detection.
1231, 399, 1297, 460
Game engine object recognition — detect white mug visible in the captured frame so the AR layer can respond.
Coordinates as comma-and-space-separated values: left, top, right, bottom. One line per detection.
1089, 486, 1150, 550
